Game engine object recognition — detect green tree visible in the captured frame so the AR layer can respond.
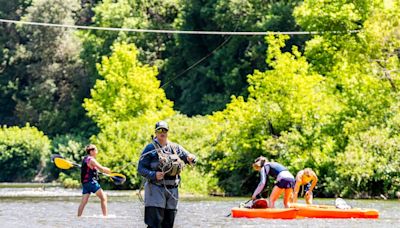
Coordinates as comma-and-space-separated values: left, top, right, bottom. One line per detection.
13, 0, 93, 136
334, 128, 400, 198
84, 43, 174, 188
205, 0, 400, 196
162, 0, 305, 115
211, 0, 400, 198
294, 0, 383, 74
79, 0, 182, 86
323, 1, 400, 198
80, 0, 306, 116
83, 42, 174, 127
206, 35, 339, 195
0, 0, 32, 125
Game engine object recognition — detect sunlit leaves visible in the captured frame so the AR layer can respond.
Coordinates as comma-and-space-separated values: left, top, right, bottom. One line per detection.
83, 42, 174, 127
294, 0, 378, 31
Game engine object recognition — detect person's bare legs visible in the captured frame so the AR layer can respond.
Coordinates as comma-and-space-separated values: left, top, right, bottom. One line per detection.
283, 188, 293, 208
78, 194, 90, 217
269, 186, 284, 208
305, 191, 313, 204
95, 189, 107, 216
289, 190, 294, 205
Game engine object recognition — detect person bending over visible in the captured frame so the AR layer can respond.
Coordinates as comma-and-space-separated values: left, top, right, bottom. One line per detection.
252, 156, 295, 208
292, 168, 318, 205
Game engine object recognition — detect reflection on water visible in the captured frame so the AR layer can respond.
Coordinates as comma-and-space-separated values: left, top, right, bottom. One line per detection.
0, 186, 399, 227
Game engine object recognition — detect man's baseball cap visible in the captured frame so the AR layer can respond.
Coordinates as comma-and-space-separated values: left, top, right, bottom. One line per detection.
155, 121, 169, 131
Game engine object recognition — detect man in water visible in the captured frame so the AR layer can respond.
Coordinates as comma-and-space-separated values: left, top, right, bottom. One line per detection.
137, 121, 196, 228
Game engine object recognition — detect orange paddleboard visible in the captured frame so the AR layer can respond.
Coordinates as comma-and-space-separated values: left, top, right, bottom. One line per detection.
291, 203, 379, 219
231, 207, 298, 219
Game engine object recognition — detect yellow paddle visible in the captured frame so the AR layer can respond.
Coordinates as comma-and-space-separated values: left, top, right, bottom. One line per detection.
54, 157, 79, 169
52, 155, 126, 185
105, 173, 126, 185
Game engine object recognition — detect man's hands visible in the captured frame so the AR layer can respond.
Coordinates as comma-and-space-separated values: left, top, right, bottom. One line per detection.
156, 171, 164, 180
187, 154, 196, 165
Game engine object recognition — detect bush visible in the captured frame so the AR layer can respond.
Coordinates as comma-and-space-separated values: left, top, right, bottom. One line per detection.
0, 125, 51, 182
331, 128, 400, 198
180, 167, 220, 196
59, 173, 80, 188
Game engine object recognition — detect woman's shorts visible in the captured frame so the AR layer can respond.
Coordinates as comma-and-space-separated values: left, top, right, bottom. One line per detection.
304, 182, 311, 192
82, 181, 101, 194
276, 177, 295, 189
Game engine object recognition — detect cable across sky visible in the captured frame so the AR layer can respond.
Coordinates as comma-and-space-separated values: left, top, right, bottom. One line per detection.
0, 18, 360, 36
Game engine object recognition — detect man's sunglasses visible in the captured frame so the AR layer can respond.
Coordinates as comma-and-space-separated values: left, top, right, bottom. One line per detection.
156, 128, 168, 133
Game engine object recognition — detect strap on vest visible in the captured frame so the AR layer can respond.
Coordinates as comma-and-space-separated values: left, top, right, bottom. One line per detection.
152, 140, 178, 156
149, 140, 182, 185
152, 141, 184, 174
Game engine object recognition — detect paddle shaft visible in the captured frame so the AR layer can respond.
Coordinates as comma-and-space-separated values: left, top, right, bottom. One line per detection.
67, 161, 111, 177
54, 157, 117, 178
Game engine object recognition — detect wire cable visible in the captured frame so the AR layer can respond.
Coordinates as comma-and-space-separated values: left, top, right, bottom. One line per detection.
160, 12, 249, 88
0, 18, 359, 87
160, 28, 235, 88
0, 18, 360, 36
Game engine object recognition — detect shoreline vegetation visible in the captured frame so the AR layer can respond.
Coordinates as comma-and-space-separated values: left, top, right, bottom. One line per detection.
1, 1, 399, 199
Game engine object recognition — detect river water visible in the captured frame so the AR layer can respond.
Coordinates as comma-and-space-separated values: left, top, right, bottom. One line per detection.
0, 186, 398, 227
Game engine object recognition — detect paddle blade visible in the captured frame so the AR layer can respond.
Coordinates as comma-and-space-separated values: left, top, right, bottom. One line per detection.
50, 154, 63, 162
109, 173, 126, 185
54, 157, 76, 170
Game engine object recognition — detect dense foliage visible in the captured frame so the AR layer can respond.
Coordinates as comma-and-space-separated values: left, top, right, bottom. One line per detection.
162, 0, 305, 115
0, 0, 95, 136
0, 0, 399, 198
0, 125, 50, 181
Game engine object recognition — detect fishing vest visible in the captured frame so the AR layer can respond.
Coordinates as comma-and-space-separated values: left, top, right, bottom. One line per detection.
81, 156, 99, 183
152, 141, 185, 177
264, 162, 287, 178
